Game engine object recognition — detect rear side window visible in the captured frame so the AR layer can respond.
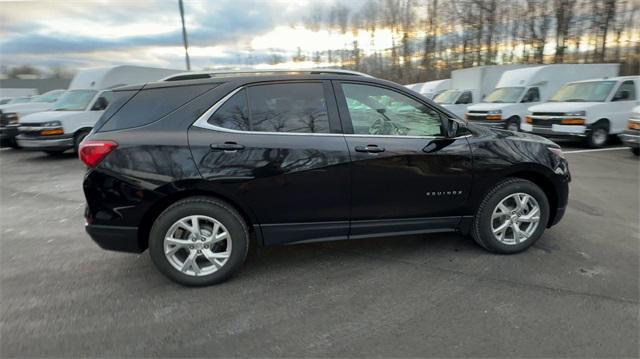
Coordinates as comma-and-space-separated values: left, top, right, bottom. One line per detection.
93, 90, 138, 132
208, 82, 330, 133
99, 84, 216, 132
207, 89, 250, 131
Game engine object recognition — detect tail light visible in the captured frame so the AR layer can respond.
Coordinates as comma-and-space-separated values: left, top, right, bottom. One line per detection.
79, 140, 118, 167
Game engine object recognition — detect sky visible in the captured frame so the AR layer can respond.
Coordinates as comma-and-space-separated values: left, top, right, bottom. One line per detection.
0, 0, 382, 72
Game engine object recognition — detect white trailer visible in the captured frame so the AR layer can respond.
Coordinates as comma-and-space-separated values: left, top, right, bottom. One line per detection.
434, 65, 534, 117
466, 64, 619, 131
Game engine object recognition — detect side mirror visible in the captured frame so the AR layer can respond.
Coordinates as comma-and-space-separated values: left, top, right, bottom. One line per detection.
446, 118, 459, 137
613, 90, 630, 101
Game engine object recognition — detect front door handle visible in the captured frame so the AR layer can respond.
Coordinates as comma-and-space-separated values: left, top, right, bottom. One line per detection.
355, 144, 385, 153
210, 142, 245, 152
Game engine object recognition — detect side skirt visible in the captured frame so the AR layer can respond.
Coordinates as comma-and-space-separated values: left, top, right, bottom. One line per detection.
259, 216, 466, 246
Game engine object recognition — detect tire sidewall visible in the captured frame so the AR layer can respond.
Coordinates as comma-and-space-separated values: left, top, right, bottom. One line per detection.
506, 117, 520, 132
149, 199, 248, 286
587, 122, 608, 148
74, 130, 90, 153
475, 180, 550, 253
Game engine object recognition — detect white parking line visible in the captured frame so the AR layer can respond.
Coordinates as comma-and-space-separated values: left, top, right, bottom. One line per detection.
563, 147, 628, 154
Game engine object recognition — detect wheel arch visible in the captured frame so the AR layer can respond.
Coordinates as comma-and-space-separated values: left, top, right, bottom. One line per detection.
136, 187, 260, 251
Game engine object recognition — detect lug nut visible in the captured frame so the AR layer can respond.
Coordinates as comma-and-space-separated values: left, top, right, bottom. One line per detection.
197, 250, 202, 254
204, 245, 209, 249
189, 245, 194, 249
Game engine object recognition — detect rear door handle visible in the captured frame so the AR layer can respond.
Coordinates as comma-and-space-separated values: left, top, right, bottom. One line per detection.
210, 142, 245, 152
355, 145, 385, 153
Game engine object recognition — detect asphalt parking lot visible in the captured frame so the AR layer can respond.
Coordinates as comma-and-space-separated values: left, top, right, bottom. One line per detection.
1, 142, 638, 358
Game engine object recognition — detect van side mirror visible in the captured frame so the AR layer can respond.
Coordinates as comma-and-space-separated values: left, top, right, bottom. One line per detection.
613, 90, 630, 101
91, 97, 108, 111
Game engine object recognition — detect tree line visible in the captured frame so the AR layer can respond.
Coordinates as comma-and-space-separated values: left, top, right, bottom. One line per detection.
298, 0, 639, 84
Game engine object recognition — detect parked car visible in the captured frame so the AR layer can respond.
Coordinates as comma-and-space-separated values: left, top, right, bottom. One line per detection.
465, 64, 619, 132
81, 72, 570, 286
522, 76, 639, 147
15, 66, 182, 154
434, 65, 534, 117
620, 105, 640, 156
0, 89, 66, 148
417, 79, 451, 99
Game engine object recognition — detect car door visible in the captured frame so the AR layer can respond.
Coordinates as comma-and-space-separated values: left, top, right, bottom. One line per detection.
188, 81, 351, 246
333, 81, 473, 238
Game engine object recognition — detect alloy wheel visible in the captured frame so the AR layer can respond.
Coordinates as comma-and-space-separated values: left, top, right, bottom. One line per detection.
163, 215, 232, 276
491, 193, 541, 245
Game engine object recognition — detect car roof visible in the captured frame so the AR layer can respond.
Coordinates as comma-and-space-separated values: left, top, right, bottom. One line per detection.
570, 75, 639, 84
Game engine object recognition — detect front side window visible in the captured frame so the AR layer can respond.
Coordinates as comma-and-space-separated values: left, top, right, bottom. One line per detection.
456, 91, 473, 104
612, 80, 636, 101
521, 87, 540, 103
51, 90, 97, 111
341, 83, 443, 137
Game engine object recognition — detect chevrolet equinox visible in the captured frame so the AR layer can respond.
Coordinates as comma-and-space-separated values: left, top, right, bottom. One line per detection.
81, 72, 570, 286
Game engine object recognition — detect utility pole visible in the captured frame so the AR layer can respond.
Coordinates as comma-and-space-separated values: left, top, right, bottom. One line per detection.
179, 0, 191, 71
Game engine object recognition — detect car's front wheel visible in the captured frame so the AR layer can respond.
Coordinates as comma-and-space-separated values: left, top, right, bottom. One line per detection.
149, 196, 249, 286
472, 178, 549, 254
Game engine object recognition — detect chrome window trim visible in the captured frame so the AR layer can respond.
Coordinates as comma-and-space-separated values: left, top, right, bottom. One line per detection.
193, 86, 470, 140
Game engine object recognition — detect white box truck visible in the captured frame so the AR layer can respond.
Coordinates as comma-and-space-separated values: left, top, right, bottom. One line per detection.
522, 76, 640, 147
465, 64, 619, 131
434, 65, 534, 117
405, 79, 450, 99
16, 65, 182, 154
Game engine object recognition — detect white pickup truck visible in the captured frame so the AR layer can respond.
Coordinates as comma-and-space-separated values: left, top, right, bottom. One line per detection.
522, 76, 640, 147
16, 66, 181, 154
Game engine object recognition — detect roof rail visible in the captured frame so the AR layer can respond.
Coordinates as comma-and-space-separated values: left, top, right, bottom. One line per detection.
161, 68, 373, 82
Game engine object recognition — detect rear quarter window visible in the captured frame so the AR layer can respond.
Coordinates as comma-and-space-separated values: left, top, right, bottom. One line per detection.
98, 84, 218, 132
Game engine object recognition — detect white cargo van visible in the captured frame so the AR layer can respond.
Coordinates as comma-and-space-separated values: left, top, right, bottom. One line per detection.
16, 66, 182, 154
414, 79, 451, 99
0, 89, 66, 148
522, 76, 640, 147
434, 65, 534, 117
465, 64, 619, 131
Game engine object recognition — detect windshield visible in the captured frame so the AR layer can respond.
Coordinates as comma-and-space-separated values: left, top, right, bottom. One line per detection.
32, 90, 65, 103
483, 87, 525, 103
7, 97, 31, 104
51, 90, 97, 111
549, 81, 616, 102
434, 90, 460, 104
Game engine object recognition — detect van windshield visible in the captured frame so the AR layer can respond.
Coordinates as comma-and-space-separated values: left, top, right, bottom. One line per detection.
483, 87, 524, 103
51, 90, 97, 111
549, 81, 616, 102
434, 90, 460, 104
32, 90, 65, 103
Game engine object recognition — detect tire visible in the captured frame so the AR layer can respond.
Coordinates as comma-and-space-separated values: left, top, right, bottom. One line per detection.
148, 196, 249, 286
471, 178, 550, 254
505, 117, 520, 132
586, 121, 609, 148
632, 147, 640, 156
9, 139, 20, 149
74, 130, 90, 154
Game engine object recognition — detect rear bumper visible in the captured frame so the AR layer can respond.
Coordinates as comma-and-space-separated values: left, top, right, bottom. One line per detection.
15, 134, 74, 151
85, 224, 143, 253
620, 132, 640, 148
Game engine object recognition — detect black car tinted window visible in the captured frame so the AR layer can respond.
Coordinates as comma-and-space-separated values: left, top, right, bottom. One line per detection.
247, 83, 330, 133
99, 84, 217, 132
341, 83, 443, 137
207, 89, 250, 131
93, 90, 138, 132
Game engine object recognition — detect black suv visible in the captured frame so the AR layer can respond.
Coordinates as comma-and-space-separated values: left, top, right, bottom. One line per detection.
81, 72, 570, 286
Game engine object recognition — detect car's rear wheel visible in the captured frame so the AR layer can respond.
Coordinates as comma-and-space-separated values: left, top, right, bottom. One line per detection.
632, 147, 640, 156
472, 178, 549, 254
149, 196, 249, 286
